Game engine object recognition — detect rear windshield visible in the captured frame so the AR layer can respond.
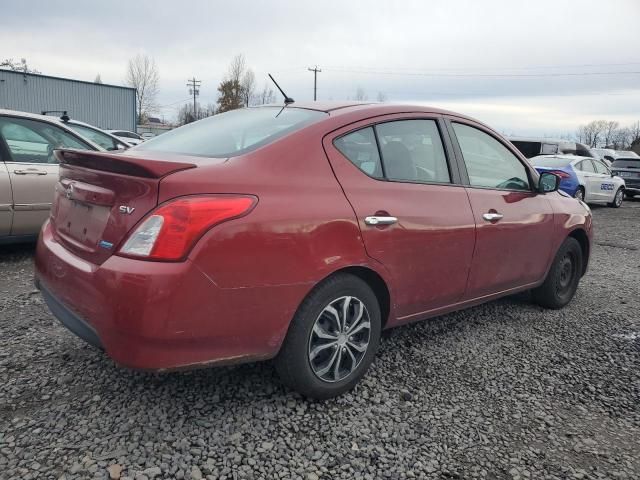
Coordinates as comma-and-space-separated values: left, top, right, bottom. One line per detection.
529, 156, 572, 167
135, 107, 327, 157
612, 159, 640, 168
510, 141, 542, 158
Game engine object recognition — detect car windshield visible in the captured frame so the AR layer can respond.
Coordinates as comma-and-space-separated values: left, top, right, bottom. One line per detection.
136, 107, 327, 158
612, 158, 640, 168
529, 156, 572, 167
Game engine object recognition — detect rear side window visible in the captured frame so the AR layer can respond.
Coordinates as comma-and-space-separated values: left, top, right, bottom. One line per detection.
136, 107, 327, 158
453, 123, 530, 191
334, 127, 383, 179
376, 120, 450, 183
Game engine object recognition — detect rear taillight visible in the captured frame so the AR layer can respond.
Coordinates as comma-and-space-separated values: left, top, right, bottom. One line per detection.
118, 195, 257, 261
548, 170, 571, 179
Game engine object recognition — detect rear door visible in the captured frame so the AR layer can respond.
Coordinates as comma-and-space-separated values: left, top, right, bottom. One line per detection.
576, 159, 600, 201
446, 119, 555, 298
0, 116, 95, 236
0, 160, 11, 236
323, 114, 476, 321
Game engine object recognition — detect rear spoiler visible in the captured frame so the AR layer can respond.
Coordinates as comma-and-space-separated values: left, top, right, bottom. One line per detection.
55, 149, 197, 179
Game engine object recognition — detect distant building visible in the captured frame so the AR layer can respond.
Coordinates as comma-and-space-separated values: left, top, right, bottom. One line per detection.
137, 116, 172, 137
0, 69, 137, 131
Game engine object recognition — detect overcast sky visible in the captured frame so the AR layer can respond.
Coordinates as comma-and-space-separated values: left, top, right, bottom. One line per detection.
3, 0, 640, 135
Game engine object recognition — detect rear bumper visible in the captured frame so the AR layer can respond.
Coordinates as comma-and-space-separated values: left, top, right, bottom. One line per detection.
35, 220, 307, 371
38, 281, 102, 349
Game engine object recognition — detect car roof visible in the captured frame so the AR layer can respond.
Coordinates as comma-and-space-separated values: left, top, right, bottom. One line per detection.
531, 154, 596, 163
256, 101, 468, 117
0, 108, 104, 150
508, 136, 574, 144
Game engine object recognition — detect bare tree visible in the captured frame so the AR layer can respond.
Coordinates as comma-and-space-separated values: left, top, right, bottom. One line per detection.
255, 84, 276, 105
354, 87, 368, 101
242, 70, 255, 107
576, 120, 607, 147
1, 58, 40, 74
376, 92, 387, 102
603, 121, 619, 147
126, 54, 159, 123
628, 121, 640, 148
216, 54, 255, 112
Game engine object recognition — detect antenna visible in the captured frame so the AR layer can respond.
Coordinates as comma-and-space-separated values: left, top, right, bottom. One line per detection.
268, 74, 294, 104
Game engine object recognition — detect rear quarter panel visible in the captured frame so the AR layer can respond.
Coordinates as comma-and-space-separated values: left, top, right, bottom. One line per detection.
157, 123, 394, 350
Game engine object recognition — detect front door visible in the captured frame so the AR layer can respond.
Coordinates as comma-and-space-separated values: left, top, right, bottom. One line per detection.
324, 115, 476, 321
447, 120, 555, 298
0, 115, 93, 236
0, 161, 11, 236
592, 159, 616, 202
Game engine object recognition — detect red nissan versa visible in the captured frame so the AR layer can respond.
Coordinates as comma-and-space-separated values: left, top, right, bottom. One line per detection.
35, 103, 592, 399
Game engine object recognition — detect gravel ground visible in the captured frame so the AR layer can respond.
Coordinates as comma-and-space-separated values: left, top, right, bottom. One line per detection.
1, 200, 639, 480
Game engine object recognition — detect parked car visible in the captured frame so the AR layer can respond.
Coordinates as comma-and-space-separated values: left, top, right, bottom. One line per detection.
64, 121, 130, 151
530, 154, 625, 207
35, 103, 593, 399
0, 109, 103, 243
509, 137, 594, 159
610, 156, 640, 199
591, 148, 617, 164
140, 132, 155, 140
107, 129, 144, 146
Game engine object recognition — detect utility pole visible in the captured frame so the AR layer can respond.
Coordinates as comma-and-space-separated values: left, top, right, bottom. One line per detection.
187, 77, 201, 120
307, 66, 321, 101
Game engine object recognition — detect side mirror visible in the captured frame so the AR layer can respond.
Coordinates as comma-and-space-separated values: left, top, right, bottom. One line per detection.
538, 172, 560, 193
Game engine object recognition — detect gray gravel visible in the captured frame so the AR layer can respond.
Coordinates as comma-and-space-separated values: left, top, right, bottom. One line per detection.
1, 200, 639, 480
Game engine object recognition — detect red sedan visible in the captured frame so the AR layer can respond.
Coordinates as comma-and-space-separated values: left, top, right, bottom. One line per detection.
35, 103, 592, 399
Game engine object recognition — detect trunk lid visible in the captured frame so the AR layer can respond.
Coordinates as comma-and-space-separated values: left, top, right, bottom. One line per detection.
51, 149, 198, 265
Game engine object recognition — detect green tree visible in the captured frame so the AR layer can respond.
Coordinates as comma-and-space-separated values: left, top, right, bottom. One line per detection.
216, 79, 244, 113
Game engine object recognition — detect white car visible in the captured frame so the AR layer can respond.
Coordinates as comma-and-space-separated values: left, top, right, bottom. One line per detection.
107, 129, 144, 145
530, 155, 626, 207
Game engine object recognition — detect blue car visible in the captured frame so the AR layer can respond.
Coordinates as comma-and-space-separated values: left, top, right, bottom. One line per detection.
529, 155, 581, 197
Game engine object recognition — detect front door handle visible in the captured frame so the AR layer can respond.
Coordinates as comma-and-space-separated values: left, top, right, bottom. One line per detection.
13, 169, 47, 175
482, 212, 504, 222
364, 216, 398, 226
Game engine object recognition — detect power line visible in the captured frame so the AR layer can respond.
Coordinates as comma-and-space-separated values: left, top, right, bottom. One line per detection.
187, 77, 201, 118
308, 66, 322, 101
321, 61, 640, 72
321, 68, 640, 78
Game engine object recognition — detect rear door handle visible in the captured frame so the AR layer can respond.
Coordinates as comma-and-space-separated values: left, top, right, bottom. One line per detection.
482, 212, 504, 222
364, 216, 398, 226
13, 169, 47, 175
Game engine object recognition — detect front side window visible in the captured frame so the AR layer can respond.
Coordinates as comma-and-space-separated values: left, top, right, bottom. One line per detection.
334, 127, 383, 179
579, 160, 596, 173
0, 117, 91, 163
376, 120, 450, 183
136, 107, 327, 158
453, 123, 530, 191
593, 160, 610, 175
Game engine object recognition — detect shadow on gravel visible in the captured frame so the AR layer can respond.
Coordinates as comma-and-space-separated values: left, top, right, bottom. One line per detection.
0, 241, 36, 261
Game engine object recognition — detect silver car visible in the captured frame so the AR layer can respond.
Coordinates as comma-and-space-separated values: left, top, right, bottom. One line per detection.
0, 109, 106, 243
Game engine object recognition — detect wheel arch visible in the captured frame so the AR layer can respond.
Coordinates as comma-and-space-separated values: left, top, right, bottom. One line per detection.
568, 228, 590, 276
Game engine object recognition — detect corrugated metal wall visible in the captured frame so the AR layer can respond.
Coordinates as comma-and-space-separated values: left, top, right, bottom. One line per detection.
0, 70, 136, 131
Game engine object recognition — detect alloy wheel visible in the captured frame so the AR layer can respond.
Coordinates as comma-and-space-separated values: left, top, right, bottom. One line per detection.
555, 252, 576, 296
615, 189, 623, 207
308, 296, 371, 383
575, 188, 584, 201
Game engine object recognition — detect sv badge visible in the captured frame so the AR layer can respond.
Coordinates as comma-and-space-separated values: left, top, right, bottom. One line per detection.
118, 205, 135, 215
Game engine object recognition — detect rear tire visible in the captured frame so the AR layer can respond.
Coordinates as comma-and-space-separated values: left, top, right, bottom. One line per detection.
608, 188, 624, 208
574, 187, 585, 201
532, 237, 583, 309
275, 274, 381, 400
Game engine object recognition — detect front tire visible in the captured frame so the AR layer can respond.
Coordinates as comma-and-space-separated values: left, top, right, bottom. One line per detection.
275, 274, 381, 400
532, 237, 583, 309
608, 188, 624, 208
